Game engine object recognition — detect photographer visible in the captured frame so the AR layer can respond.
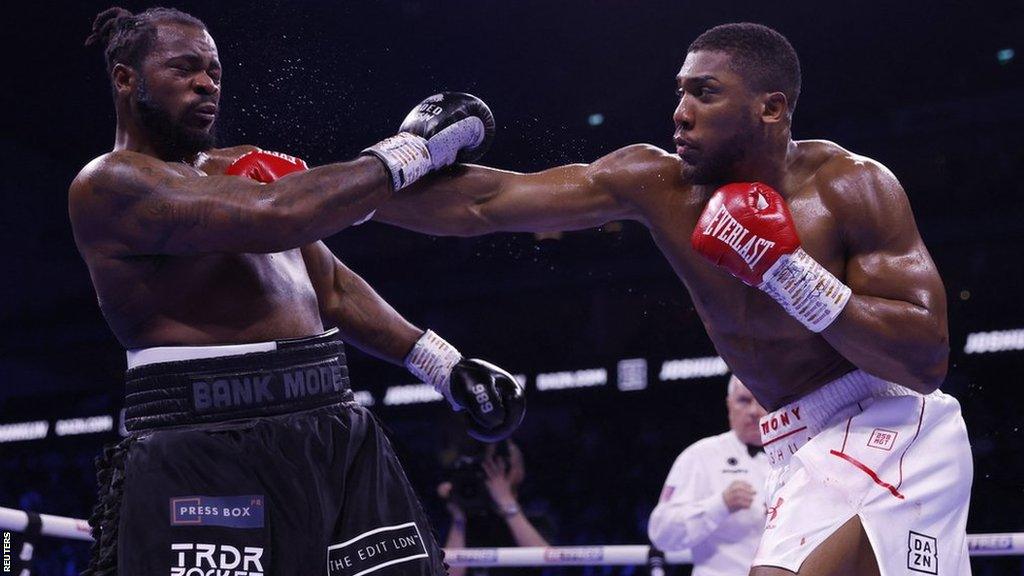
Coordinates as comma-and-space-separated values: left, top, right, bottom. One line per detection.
438, 440, 551, 576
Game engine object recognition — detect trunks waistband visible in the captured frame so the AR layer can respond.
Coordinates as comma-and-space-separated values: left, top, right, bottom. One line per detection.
759, 369, 917, 468
123, 329, 351, 432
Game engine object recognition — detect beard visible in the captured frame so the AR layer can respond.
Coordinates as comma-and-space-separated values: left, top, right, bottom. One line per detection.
681, 121, 757, 186
136, 77, 217, 158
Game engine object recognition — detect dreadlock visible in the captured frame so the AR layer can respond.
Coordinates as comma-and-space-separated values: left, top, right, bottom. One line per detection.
85, 6, 207, 78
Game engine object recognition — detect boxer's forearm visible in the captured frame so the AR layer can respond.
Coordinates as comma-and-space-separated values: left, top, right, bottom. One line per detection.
321, 260, 422, 365
375, 165, 513, 236
822, 295, 949, 393
378, 163, 629, 236
261, 157, 393, 246
72, 152, 392, 256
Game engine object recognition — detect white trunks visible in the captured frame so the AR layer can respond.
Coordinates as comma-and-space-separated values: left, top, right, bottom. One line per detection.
752, 370, 972, 575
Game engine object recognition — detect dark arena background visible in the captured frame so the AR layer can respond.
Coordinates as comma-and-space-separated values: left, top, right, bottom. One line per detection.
3, 1, 1023, 574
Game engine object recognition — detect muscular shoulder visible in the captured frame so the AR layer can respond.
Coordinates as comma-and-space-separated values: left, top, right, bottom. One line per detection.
801, 140, 910, 247
72, 151, 149, 205
801, 141, 900, 203
590, 143, 685, 202
69, 151, 186, 247
71, 151, 181, 205
74, 150, 143, 183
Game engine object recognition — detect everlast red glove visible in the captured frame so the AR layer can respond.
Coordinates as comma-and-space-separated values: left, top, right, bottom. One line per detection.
226, 149, 308, 183
691, 182, 851, 332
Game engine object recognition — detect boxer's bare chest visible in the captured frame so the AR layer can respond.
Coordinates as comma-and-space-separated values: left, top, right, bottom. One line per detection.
640, 150, 855, 408
95, 148, 323, 348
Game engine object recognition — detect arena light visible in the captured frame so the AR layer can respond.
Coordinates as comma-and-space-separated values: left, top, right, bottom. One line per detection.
383, 384, 444, 406
997, 48, 1015, 65
0, 421, 49, 443
536, 368, 607, 391
54, 415, 114, 437
963, 328, 1024, 354
352, 390, 375, 407
658, 356, 729, 381
616, 359, 648, 392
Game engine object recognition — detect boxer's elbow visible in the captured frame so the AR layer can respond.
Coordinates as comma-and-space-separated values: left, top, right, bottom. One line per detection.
903, 338, 949, 394
454, 204, 502, 236
919, 347, 949, 393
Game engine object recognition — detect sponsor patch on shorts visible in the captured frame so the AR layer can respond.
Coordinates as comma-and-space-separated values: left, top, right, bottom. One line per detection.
170, 543, 265, 576
170, 495, 265, 528
327, 522, 428, 576
907, 531, 938, 574
868, 428, 898, 451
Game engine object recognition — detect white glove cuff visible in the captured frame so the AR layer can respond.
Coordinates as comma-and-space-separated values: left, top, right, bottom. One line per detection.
758, 247, 852, 333
363, 132, 432, 191
405, 330, 463, 408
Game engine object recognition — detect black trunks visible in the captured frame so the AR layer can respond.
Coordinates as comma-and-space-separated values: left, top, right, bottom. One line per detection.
83, 330, 446, 576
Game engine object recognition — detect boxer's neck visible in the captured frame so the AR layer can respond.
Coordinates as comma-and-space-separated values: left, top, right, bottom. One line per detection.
113, 107, 202, 165
722, 133, 794, 192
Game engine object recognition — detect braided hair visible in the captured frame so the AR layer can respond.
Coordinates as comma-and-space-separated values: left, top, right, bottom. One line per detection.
85, 6, 207, 77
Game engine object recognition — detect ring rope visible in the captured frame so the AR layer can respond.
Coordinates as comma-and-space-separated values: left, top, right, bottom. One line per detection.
1, 506, 1021, 564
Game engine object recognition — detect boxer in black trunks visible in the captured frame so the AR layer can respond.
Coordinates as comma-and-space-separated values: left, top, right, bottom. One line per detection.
71, 7, 523, 576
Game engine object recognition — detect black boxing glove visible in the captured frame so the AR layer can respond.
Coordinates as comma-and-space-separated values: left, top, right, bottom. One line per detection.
448, 359, 526, 442
363, 92, 495, 191
398, 92, 495, 164
405, 330, 525, 442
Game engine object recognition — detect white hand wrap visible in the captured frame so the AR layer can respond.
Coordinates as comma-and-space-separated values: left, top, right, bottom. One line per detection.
405, 330, 463, 409
363, 132, 432, 191
758, 248, 852, 333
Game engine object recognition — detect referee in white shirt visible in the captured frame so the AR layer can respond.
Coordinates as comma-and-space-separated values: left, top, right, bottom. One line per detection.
648, 376, 769, 576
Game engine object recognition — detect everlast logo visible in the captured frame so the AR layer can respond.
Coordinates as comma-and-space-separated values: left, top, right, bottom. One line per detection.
702, 206, 776, 270
191, 363, 340, 414
760, 406, 802, 436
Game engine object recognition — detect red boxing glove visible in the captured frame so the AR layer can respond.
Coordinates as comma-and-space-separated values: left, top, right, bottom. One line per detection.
226, 149, 308, 183
692, 182, 851, 332
691, 182, 799, 286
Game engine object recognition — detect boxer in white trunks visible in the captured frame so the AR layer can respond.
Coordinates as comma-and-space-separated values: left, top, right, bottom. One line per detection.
379, 22, 973, 576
